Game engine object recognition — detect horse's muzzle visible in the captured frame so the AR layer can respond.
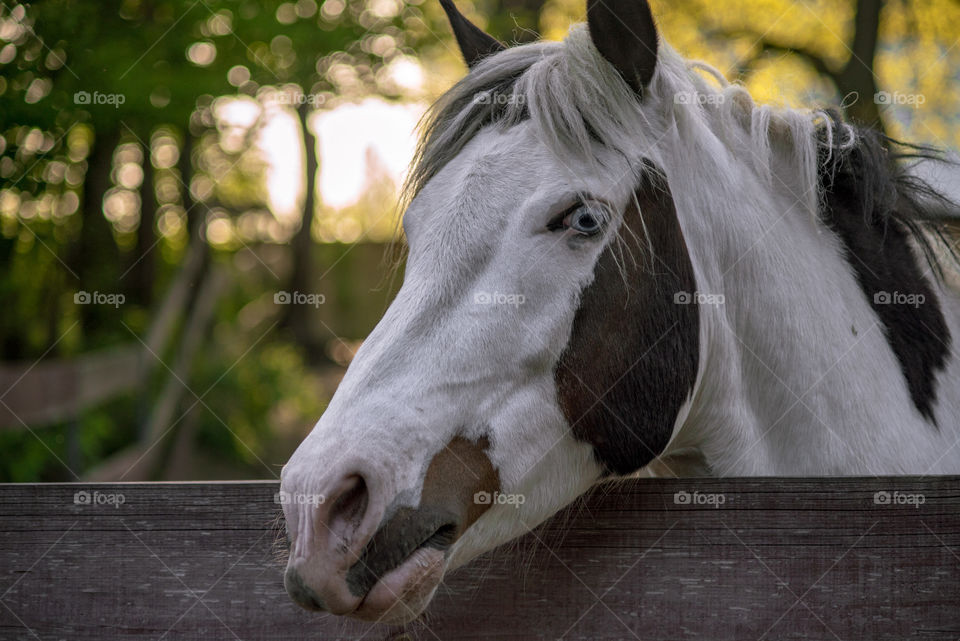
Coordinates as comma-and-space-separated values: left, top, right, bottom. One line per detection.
281, 437, 500, 623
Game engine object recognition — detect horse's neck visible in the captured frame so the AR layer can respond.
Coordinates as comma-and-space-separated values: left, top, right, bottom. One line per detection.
671, 176, 960, 476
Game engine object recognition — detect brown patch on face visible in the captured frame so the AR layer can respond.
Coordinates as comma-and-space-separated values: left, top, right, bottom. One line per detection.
555, 165, 700, 475
345, 436, 500, 597
420, 436, 501, 534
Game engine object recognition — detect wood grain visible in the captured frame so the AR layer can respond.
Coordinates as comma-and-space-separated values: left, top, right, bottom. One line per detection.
0, 478, 958, 640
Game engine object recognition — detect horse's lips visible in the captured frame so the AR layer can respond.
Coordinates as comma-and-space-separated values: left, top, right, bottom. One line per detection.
350, 546, 446, 624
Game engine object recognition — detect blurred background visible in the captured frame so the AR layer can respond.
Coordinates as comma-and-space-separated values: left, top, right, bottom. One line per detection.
0, 0, 957, 482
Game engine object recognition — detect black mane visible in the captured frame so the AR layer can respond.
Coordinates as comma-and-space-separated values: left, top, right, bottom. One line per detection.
816, 113, 958, 423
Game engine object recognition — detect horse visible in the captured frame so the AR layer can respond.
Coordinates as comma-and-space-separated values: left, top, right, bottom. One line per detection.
279, 0, 960, 624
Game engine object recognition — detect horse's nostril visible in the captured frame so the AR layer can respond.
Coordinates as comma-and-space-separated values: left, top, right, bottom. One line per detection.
281, 472, 385, 615
332, 475, 367, 521
325, 474, 370, 543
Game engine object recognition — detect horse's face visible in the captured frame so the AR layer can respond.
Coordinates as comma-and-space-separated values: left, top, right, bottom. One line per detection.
280, 0, 698, 624
282, 126, 620, 621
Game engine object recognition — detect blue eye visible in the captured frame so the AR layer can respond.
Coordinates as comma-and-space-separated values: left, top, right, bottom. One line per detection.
546, 199, 609, 236
563, 203, 606, 236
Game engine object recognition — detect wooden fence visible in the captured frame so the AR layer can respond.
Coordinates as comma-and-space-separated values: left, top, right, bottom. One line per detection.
1, 478, 958, 640
0, 237, 207, 433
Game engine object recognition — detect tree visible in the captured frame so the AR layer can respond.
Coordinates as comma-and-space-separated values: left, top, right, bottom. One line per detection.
705, 0, 885, 131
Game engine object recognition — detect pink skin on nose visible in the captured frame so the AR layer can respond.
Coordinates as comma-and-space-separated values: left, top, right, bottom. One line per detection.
282, 437, 501, 622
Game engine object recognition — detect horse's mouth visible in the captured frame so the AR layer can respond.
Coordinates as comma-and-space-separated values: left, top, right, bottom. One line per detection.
283, 437, 500, 622
344, 514, 459, 623
350, 544, 448, 623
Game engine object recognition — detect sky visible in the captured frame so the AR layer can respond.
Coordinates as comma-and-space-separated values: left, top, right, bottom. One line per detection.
257, 98, 424, 222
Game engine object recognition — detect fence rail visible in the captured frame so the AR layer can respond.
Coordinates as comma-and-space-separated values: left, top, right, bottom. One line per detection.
1, 478, 958, 640
0, 347, 144, 429
0, 236, 207, 432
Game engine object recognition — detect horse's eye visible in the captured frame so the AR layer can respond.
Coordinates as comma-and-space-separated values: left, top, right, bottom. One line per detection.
563, 204, 605, 236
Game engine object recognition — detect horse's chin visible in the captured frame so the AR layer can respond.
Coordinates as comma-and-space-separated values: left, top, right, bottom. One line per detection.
349, 547, 446, 625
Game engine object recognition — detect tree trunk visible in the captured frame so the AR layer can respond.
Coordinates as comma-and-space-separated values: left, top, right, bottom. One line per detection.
282, 101, 329, 365
836, 0, 884, 130
128, 133, 156, 307
69, 128, 121, 335
179, 134, 202, 234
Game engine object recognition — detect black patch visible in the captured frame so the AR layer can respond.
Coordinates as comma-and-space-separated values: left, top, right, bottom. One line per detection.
344, 435, 497, 597
818, 115, 954, 423
345, 506, 457, 597
555, 166, 700, 475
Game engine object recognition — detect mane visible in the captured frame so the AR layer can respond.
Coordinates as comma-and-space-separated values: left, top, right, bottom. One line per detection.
817, 116, 960, 278
402, 23, 959, 276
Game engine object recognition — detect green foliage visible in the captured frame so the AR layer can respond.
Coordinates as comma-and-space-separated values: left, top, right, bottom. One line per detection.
189, 261, 330, 477
0, 394, 138, 482
195, 339, 327, 472
0, 0, 412, 479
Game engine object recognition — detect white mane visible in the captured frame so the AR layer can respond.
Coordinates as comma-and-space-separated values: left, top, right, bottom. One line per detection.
405, 24, 856, 221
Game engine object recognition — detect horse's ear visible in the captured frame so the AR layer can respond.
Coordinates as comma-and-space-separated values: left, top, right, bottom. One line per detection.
586, 0, 658, 95
439, 0, 506, 68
